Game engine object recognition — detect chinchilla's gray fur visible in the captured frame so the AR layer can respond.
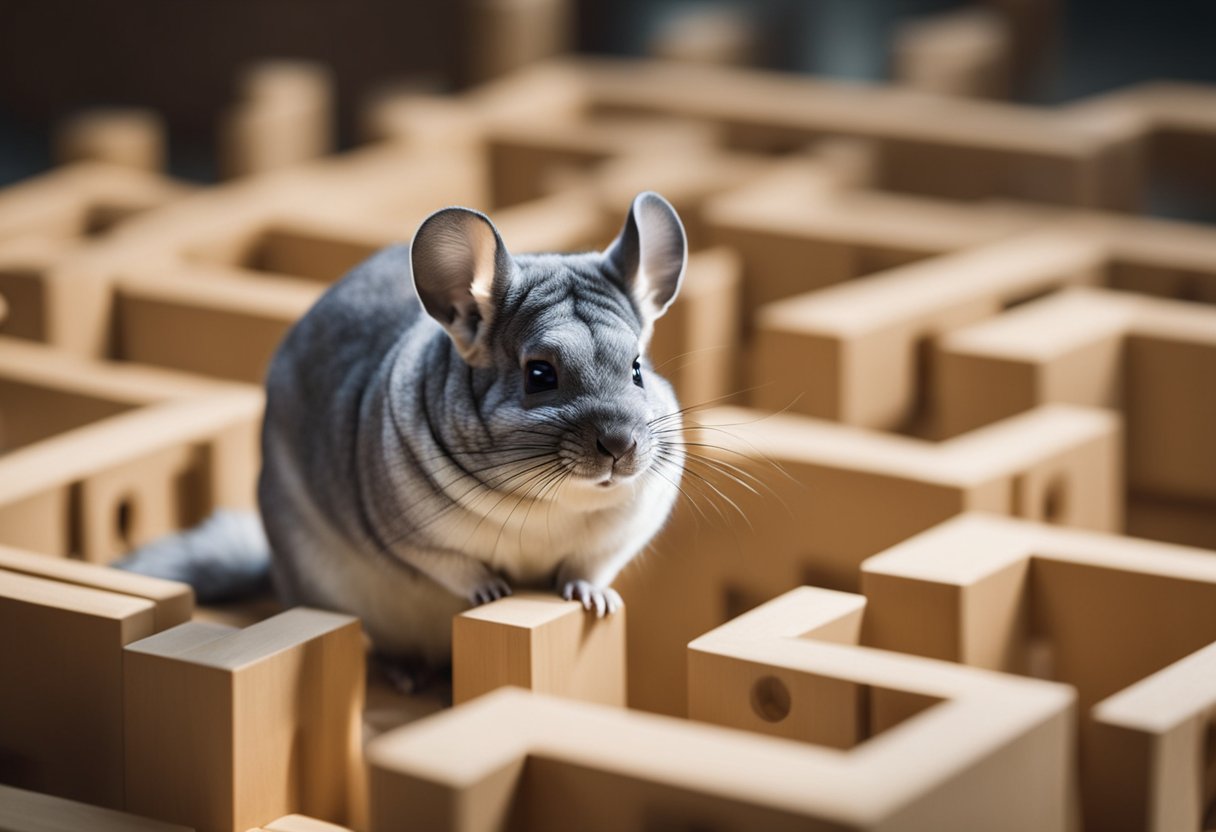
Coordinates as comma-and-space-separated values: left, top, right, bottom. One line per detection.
119, 192, 688, 663
113, 510, 271, 603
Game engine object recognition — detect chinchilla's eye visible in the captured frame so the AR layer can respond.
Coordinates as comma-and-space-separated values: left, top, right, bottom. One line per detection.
632, 358, 644, 388
525, 360, 558, 394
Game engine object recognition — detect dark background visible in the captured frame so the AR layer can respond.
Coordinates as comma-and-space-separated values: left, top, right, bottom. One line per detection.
1, 0, 1213, 186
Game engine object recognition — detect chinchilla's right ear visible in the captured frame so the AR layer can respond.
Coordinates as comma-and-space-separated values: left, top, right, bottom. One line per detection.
410, 206, 511, 365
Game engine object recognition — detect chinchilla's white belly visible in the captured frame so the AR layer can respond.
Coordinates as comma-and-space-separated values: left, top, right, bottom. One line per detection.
430, 471, 679, 584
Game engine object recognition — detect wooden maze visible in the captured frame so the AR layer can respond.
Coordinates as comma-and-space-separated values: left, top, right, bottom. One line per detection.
1, 35, 1216, 832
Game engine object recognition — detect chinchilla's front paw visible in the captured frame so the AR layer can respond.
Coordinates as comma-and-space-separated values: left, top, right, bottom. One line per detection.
560, 580, 622, 618
468, 575, 513, 606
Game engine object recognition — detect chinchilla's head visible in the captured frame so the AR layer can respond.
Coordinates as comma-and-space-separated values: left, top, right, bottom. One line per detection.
410, 191, 686, 505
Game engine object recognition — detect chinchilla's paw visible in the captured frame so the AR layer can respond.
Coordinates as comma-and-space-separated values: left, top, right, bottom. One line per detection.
560, 580, 622, 618
468, 576, 513, 606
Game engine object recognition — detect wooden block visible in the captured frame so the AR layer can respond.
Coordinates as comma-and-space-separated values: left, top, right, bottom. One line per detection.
0, 236, 77, 343
893, 8, 1013, 98
0, 783, 192, 832
55, 108, 166, 172
0, 543, 192, 629
936, 287, 1216, 523
1126, 493, 1216, 552
0, 338, 263, 560
750, 229, 1106, 432
124, 608, 365, 832
589, 148, 769, 250
490, 188, 613, 253
369, 663, 1072, 831
219, 61, 334, 179
0, 162, 192, 242
486, 116, 719, 208
114, 263, 321, 384
618, 402, 1120, 715
259, 816, 355, 832
578, 56, 1127, 206
0, 561, 189, 808
687, 587, 1074, 827
1087, 639, 1216, 832
860, 512, 1216, 828
1063, 81, 1216, 213
463, 0, 572, 85
452, 592, 625, 707
704, 165, 1043, 329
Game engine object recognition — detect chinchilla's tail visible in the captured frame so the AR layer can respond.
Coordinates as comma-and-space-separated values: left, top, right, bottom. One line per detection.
113, 510, 272, 603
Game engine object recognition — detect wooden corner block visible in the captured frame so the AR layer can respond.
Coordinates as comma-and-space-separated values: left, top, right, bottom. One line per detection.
0, 552, 190, 808
687, 587, 870, 748
123, 608, 366, 832
0, 542, 192, 629
686, 586, 1075, 828
750, 230, 1106, 429
0, 783, 193, 832
859, 512, 1216, 828
370, 659, 1072, 832
618, 401, 1120, 715
55, 107, 167, 172
453, 592, 625, 707
935, 287, 1216, 544
1087, 639, 1216, 832
0, 339, 263, 561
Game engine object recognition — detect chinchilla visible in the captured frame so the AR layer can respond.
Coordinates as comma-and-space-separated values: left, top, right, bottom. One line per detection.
117, 191, 688, 665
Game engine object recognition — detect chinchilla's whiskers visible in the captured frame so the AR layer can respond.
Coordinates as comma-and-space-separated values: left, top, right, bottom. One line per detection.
380, 455, 564, 548
645, 454, 711, 526
652, 447, 732, 528
666, 453, 752, 531
653, 423, 799, 490
458, 459, 566, 552
645, 383, 788, 432
408, 442, 556, 466
485, 457, 573, 557
669, 442, 792, 516
679, 453, 763, 499
650, 345, 727, 374
510, 460, 573, 558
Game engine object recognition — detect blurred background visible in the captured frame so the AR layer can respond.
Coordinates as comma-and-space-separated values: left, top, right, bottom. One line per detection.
2, 0, 1213, 186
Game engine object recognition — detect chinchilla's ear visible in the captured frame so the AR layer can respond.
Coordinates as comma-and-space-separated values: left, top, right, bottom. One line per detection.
411, 206, 511, 364
603, 191, 687, 323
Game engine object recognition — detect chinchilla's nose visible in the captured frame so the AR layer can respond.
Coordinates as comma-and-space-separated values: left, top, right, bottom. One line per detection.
595, 429, 638, 462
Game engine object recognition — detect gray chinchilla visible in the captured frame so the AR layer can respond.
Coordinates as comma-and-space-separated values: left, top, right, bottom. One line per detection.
117, 191, 689, 665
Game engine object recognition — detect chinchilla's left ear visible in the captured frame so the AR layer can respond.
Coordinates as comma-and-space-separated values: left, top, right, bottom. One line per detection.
410, 206, 511, 365
602, 191, 687, 322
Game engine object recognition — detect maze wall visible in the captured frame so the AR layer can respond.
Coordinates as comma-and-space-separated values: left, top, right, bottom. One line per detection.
1, 18, 1215, 832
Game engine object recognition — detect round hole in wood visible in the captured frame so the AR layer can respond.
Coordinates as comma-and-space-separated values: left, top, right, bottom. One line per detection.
750, 675, 791, 723
1042, 474, 1068, 524
116, 494, 137, 546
